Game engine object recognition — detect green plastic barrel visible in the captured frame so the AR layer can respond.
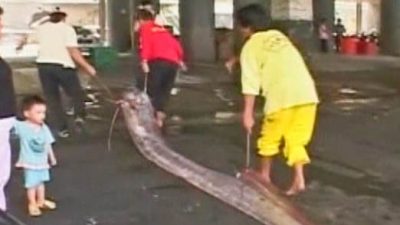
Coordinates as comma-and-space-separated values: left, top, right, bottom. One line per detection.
89, 46, 118, 71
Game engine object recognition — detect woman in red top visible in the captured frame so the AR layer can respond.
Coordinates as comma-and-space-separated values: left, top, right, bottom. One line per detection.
136, 9, 186, 128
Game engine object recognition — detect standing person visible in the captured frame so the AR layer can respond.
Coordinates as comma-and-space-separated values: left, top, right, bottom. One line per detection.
334, 18, 346, 52
18, 8, 97, 138
318, 18, 330, 53
136, 9, 186, 128
0, 6, 17, 212
14, 96, 57, 217
236, 5, 319, 196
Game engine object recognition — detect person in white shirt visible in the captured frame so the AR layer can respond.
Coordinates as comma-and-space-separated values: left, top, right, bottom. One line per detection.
18, 8, 96, 138
0, 6, 17, 213
318, 18, 330, 53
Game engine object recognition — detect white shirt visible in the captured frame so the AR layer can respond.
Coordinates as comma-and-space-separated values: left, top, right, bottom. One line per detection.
319, 24, 329, 40
35, 22, 78, 68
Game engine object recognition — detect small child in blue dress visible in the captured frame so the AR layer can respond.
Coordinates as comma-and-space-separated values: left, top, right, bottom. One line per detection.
14, 96, 57, 217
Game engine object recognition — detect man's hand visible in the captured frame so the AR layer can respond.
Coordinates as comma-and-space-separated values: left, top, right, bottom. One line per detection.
15, 45, 24, 52
85, 65, 97, 77
15, 36, 28, 52
242, 112, 255, 134
225, 56, 238, 74
141, 61, 150, 74
179, 62, 188, 72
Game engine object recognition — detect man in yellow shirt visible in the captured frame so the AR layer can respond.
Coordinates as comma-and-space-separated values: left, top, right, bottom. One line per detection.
236, 5, 319, 196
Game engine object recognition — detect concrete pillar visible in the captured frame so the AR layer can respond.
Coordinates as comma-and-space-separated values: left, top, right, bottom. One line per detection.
312, 0, 335, 30
270, 0, 315, 52
380, 0, 400, 56
180, 0, 215, 62
356, 2, 362, 34
99, 0, 106, 43
108, 0, 132, 52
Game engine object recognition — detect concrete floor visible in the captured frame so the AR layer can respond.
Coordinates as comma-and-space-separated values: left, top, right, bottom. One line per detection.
4, 54, 400, 225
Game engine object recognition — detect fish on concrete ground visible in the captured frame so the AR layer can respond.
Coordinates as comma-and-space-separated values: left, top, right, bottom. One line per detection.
120, 87, 318, 225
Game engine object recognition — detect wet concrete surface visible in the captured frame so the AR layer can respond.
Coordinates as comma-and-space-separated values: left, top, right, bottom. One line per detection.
5, 57, 400, 225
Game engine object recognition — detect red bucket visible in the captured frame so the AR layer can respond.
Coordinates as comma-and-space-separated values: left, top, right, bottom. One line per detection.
341, 37, 359, 55
358, 41, 378, 55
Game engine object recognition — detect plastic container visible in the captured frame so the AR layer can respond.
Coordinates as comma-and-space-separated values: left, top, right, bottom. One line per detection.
358, 40, 378, 55
341, 37, 359, 55
89, 46, 118, 70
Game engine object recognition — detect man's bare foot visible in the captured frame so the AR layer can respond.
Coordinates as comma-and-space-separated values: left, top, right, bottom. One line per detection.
244, 169, 271, 185
259, 171, 271, 184
285, 180, 306, 196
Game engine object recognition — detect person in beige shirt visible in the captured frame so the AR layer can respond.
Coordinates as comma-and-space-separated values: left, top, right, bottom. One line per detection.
18, 8, 96, 138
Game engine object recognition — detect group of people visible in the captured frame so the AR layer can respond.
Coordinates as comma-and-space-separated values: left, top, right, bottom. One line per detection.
1, 6, 96, 217
134, 1, 320, 197
318, 18, 347, 53
0, 0, 320, 220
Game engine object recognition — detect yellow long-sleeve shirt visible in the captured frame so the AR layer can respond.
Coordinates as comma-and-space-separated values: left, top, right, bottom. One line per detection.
240, 30, 319, 115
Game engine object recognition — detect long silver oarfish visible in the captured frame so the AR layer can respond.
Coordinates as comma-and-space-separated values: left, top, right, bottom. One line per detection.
120, 88, 317, 225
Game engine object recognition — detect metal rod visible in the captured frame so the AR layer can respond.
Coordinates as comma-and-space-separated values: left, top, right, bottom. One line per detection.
246, 132, 251, 168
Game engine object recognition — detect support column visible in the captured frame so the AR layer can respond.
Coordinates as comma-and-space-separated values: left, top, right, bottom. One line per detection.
356, 1, 362, 34
180, 0, 215, 62
312, 0, 335, 31
380, 0, 400, 56
270, 0, 315, 52
108, 0, 132, 52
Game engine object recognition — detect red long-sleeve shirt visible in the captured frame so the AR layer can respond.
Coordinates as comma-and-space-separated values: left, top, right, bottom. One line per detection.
139, 21, 184, 65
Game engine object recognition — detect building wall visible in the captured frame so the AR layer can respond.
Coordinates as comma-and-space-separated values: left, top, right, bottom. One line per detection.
0, 2, 99, 29
335, 0, 380, 35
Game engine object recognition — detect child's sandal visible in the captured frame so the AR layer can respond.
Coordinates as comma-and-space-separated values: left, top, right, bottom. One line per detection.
28, 204, 42, 217
39, 200, 57, 210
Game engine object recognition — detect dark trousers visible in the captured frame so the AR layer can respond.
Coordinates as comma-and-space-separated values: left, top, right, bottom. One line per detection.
320, 39, 329, 53
0, 59, 16, 119
37, 64, 86, 131
335, 36, 342, 53
139, 60, 178, 112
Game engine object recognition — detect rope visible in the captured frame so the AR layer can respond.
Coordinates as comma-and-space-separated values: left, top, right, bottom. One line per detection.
91, 76, 120, 152
144, 73, 149, 94
107, 107, 121, 152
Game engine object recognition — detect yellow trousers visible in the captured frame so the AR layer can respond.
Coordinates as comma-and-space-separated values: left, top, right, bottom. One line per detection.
257, 104, 317, 167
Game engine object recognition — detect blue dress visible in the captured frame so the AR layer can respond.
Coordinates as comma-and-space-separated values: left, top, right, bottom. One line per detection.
14, 121, 55, 188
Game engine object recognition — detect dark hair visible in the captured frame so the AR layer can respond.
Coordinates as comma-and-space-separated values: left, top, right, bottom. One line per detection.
21, 95, 46, 111
0, 6, 3, 15
137, 9, 154, 21
140, 0, 153, 6
49, 12, 67, 23
235, 4, 270, 32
